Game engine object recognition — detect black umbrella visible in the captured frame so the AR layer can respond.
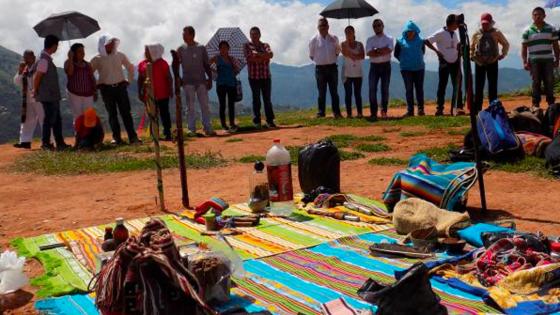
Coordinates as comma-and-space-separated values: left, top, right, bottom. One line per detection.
320, 0, 378, 20
33, 11, 100, 40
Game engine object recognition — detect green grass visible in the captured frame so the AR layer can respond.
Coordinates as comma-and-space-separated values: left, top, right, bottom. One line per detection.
368, 157, 408, 166
378, 115, 470, 130
491, 156, 553, 179
12, 150, 226, 175
238, 155, 265, 164
388, 99, 407, 108
339, 150, 366, 161
359, 135, 387, 142
287, 146, 302, 163
325, 134, 357, 148
400, 131, 427, 138
447, 128, 470, 136
356, 143, 391, 153
417, 143, 460, 162
225, 138, 243, 143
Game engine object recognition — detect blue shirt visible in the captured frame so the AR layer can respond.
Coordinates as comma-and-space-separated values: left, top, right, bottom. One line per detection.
216, 56, 237, 87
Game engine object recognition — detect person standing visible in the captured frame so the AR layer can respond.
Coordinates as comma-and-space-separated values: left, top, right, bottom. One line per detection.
394, 21, 426, 117
211, 41, 241, 133
366, 19, 393, 120
309, 17, 342, 119
138, 44, 173, 141
425, 14, 464, 116
13, 50, 44, 149
522, 7, 559, 109
64, 43, 96, 124
91, 35, 140, 145
341, 26, 365, 118
471, 13, 509, 112
244, 26, 276, 128
33, 35, 69, 151
178, 26, 216, 136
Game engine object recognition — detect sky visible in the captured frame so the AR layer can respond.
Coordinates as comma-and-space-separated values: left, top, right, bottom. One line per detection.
0, 0, 556, 70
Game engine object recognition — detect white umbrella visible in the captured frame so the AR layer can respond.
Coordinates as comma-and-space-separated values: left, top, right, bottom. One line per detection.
206, 27, 249, 70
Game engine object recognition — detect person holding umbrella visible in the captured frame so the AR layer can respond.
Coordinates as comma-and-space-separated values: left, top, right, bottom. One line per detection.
471, 13, 509, 112
177, 26, 216, 137
33, 34, 70, 151
245, 26, 276, 128
210, 41, 241, 133
64, 43, 96, 124
394, 21, 426, 117
91, 35, 140, 145
309, 17, 342, 119
13, 50, 44, 149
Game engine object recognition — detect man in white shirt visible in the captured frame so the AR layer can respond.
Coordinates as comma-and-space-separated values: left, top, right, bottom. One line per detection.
91, 35, 139, 145
366, 19, 394, 120
13, 50, 44, 149
309, 17, 342, 118
426, 14, 464, 116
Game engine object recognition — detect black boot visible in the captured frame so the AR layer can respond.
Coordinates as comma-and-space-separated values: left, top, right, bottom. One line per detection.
14, 142, 31, 149
358, 263, 448, 315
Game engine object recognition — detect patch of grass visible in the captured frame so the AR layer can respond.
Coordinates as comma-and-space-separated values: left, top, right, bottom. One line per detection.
491, 156, 553, 179
287, 146, 303, 163
225, 138, 243, 143
400, 131, 427, 138
359, 135, 387, 142
378, 115, 470, 130
368, 157, 408, 166
417, 143, 460, 162
388, 99, 407, 108
447, 128, 470, 136
12, 150, 226, 175
238, 155, 265, 164
325, 134, 357, 148
340, 150, 366, 161
356, 143, 391, 153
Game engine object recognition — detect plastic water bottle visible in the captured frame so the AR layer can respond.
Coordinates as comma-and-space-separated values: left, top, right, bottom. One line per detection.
266, 139, 294, 216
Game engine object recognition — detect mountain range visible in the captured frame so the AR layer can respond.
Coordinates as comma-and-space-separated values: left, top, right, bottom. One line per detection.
0, 45, 530, 144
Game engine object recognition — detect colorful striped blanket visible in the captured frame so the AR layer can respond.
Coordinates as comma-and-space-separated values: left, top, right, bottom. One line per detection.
383, 154, 478, 212
12, 197, 391, 297
35, 230, 502, 315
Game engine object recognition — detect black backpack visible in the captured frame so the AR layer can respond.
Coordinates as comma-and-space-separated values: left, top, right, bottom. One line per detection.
545, 135, 560, 177
508, 106, 545, 135
475, 30, 499, 65
545, 103, 560, 138
298, 139, 341, 194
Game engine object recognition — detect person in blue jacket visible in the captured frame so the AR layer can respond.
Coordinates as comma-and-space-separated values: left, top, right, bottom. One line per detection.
394, 21, 426, 117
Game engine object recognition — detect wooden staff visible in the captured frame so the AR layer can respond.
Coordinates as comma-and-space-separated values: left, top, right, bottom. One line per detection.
171, 50, 190, 208
145, 62, 166, 211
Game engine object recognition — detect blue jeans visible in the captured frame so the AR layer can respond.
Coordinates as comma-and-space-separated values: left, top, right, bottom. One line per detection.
315, 64, 341, 116
401, 69, 425, 113
41, 101, 65, 146
369, 62, 391, 116
530, 60, 555, 107
344, 77, 362, 116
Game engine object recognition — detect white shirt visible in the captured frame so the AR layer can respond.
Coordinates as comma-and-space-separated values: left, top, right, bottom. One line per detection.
366, 34, 394, 64
427, 27, 459, 63
343, 41, 364, 78
309, 33, 341, 65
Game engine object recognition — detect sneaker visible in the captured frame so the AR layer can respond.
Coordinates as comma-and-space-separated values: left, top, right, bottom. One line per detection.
381, 111, 388, 119
221, 124, 229, 131
403, 111, 414, 118
129, 138, 143, 145
435, 110, 444, 116
205, 130, 217, 137
266, 121, 277, 128
316, 113, 326, 118
185, 130, 197, 137
110, 139, 124, 145
369, 115, 378, 122
13, 142, 31, 149
229, 125, 239, 133
334, 114, 343, 119
254, 122, 262, 129
56, 143, 71, 151
418, 110, 426, 116
41, 143, 55, 151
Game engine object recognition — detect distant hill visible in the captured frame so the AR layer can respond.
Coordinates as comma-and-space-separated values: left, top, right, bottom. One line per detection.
0, 45, 531, 143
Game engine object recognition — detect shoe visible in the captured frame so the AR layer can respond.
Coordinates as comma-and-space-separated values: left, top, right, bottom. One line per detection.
56, 143, 71, 151
418, 110, 426, 116
333, 114, 343, 119
254, 122, 262, 129
41, 143, 55, 151
205, 130, 217, 137
229, 125, 238, 133
357, 113, 364, 119
456, 109, 466, 116
435, 110, 444, 116
369, 115, 378, 122
358, 263, 447, 315
186, 130, 197, 137
403, 111, 414, 118
110, 139, 124, 145
129, 138, 142, 145
316, 113, 326, 118
162, 135, 173, 142
266, 121, 277, 128
381, 111, 388, 119
13, 142, 31, 149
221, 124, 229, 131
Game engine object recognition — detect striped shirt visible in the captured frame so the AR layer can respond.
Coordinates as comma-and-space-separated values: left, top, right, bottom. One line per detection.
522, 22, 558, 62
67, 62, 95, 97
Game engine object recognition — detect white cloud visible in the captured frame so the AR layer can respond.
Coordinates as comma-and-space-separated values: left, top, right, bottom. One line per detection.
0, 0, 557, 69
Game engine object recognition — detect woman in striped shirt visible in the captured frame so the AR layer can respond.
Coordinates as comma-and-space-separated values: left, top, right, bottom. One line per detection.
64, 43, 97, 124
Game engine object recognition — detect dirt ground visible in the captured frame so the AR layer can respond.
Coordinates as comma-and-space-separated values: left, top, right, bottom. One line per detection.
1, 96, 560, 314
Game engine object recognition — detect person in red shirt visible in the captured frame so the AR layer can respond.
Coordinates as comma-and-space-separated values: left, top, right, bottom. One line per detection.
75, 107, 104, 150
138, 44, 173, 141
